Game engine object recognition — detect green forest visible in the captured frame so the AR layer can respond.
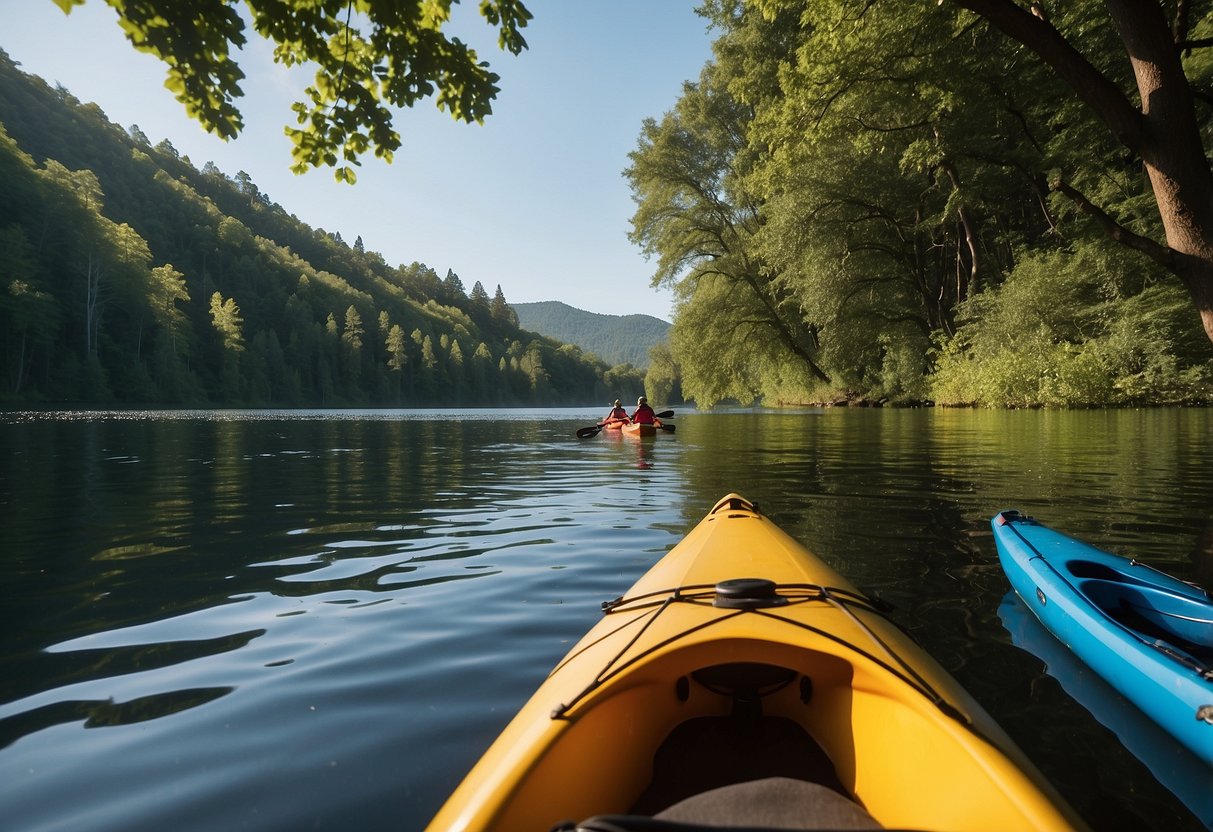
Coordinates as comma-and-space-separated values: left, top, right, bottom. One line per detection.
0, 50, 646, 407
6, 1, 1213, 410
626, 1, 1213, 408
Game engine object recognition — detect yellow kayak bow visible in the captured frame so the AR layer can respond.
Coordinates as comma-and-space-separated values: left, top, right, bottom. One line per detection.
428, 494, 1084, 832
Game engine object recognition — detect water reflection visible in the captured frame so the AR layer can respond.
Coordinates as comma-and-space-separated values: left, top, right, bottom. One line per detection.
1194, 524, 1213, 588
597, 425, 667, 469
0, 408, 1210, 831
0, 687, 235, 748
999, 592, 1213, 827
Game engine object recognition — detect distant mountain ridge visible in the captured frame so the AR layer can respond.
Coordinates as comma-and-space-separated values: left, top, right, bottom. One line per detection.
513, 302, 670, 369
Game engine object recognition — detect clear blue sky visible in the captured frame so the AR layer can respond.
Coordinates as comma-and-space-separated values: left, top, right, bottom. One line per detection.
3, 2, 716, 321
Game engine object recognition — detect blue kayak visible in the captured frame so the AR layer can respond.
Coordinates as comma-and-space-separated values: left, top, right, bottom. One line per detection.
992, 510, 1213, 767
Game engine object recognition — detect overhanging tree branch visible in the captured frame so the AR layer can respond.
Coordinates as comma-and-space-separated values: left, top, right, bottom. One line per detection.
1051, 177, 1175, 268
951, 0, 1146, 150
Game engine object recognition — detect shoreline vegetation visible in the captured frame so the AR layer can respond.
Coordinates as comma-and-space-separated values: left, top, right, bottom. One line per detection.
624, 5, 1213, 413
782, 398, 1209, 410
6, 5, 1213, 412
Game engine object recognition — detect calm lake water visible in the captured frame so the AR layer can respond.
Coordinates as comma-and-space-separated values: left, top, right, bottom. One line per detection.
1, 407, 1211, 831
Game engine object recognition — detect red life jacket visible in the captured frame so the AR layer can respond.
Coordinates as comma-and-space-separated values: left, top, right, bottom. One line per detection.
631, 404, 656, 424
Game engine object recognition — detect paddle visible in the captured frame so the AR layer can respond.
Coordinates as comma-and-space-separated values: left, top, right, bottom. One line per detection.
657, 422, 676, 433
655, 410, 675, 419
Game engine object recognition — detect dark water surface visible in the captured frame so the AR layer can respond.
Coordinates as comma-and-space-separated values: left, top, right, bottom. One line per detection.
1, 407, 1210, 830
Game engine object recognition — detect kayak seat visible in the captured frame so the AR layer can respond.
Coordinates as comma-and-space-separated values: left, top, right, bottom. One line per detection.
575, 777, 883, 831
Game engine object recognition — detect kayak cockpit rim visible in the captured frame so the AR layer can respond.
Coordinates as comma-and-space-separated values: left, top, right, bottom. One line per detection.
548, 578, 971, 730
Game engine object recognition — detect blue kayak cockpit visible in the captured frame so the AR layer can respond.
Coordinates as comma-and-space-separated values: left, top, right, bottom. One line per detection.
1059, 556, 1213, 658
1076, 575, 1213, 660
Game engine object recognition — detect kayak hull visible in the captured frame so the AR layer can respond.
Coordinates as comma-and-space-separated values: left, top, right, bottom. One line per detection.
992, 510, 1213, 768
621, 422, 656, 438
428, 496, 1084, 831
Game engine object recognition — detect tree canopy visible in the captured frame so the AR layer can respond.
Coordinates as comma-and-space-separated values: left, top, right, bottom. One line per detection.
52, 0, 532, 182
24, 0, 1213, 408
626, 0, 1213, 408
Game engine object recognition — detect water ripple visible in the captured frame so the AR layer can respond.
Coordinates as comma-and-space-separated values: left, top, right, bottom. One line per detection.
1, 409, 1209, 832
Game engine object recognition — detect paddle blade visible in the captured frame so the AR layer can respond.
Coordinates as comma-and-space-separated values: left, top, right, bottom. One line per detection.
658, 422, 676, 433
576, 425, 604, 439
655, 410, 675, 419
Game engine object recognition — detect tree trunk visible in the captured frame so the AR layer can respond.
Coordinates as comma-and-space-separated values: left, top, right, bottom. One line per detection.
739, 266, 833, 384
85, 252, 97, 356
940, 159, 979, 305
12, 331, 27, 394
955, 0, 1213, 344
1106, 0, 1213, 342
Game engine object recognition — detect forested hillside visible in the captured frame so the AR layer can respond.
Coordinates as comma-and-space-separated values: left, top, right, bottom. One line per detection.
512, 302, 669, 369
0, 50, 643, 407
10, 2, 1213, 412
628, 2, 1213, 408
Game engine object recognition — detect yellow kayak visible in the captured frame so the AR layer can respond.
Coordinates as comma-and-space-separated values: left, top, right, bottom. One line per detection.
427, 494, 1084, 832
